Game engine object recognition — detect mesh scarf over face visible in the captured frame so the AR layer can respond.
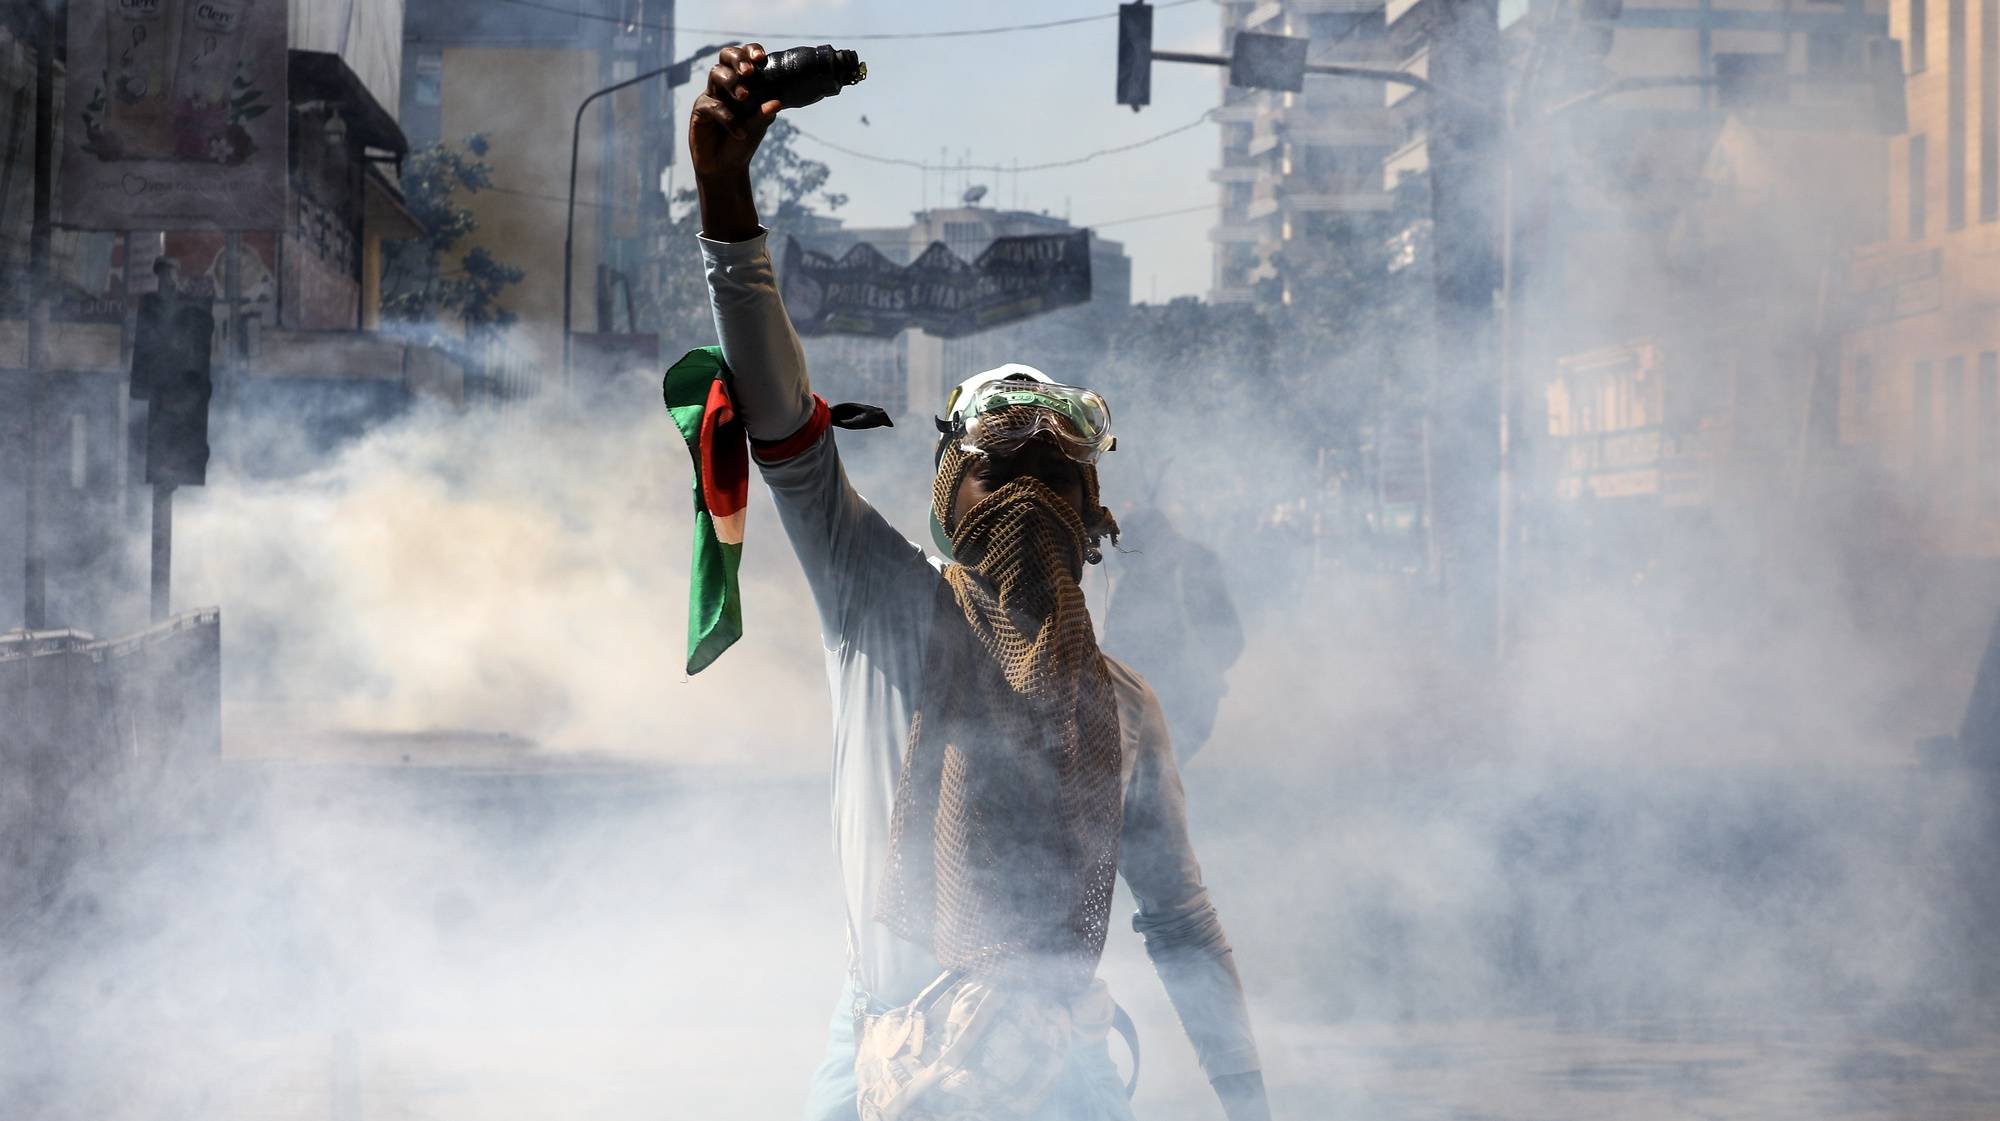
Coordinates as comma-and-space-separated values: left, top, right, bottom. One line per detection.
876, 435, 1124, 994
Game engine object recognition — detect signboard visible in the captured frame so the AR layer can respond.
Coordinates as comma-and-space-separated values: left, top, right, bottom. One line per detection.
1847, 247, 1944, 326
61, 0, 288, 230
780, 231, 1093, 339
1230, 32, 1308, 93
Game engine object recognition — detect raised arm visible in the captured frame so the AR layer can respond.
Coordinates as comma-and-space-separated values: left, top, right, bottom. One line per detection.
689, 46, 933, 648
691, 44, 813, 442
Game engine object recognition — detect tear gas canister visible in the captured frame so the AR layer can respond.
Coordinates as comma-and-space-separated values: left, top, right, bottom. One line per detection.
725, 44, 867, 119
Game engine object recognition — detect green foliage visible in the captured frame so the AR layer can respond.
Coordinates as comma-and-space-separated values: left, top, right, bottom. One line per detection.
381, 134, 525, 332
751, 118, 849, 226
646, 118, 846, 345
228, 64, 270, 124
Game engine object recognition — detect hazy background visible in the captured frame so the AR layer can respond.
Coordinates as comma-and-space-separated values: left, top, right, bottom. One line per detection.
9, 1, 2000, 1119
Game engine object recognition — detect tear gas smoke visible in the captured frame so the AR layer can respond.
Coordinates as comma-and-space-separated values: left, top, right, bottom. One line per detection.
8, 7, 2000, 1121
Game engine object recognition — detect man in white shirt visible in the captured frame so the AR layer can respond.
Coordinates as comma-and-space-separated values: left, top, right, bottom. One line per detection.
691, 45, 1271, 1121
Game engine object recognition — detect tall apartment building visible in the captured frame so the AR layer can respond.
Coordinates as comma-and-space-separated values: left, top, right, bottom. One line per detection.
1377, 0, 1892, 539
1843, 0, 2000, 555
1210, 0, 1400, 305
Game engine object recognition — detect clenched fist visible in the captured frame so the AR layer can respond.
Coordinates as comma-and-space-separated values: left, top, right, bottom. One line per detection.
689, 43, 781, 182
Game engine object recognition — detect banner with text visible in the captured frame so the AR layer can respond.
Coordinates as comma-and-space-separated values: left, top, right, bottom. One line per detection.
62, 0, 288, 230
780, 231, 1092, 338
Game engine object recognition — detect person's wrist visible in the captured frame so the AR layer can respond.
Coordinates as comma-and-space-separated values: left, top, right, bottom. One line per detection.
695, 166, 752, 188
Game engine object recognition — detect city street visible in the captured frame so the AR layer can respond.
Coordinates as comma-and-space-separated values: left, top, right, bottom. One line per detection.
7, 751, 1996, 1119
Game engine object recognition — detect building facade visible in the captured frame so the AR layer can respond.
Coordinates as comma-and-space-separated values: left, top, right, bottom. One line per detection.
400, 0, 676, 393
1843, 0, 2000, 556
1210, 0, 1400, 306
0, 4, 468, 634
1467, 0, 1897, 575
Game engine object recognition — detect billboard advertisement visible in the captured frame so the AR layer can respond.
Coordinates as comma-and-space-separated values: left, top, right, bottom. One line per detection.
780, 231, 1094, 339
61, 0, 287, 230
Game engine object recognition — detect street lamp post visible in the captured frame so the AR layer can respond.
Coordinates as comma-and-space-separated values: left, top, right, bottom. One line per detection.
562, 42, 739, 395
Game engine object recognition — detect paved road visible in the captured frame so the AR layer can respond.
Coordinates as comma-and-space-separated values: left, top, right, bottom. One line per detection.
5, 760, 1995, 1120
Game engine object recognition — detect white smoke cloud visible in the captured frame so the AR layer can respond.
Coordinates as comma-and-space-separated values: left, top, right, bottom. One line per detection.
174, 370, 829, 768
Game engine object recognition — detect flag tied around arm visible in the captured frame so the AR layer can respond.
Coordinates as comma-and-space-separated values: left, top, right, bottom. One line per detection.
661, 347, 893, 674
662, 346, 748, 675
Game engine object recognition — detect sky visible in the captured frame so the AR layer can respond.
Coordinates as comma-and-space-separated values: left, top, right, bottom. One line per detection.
670, 0, 1230, 302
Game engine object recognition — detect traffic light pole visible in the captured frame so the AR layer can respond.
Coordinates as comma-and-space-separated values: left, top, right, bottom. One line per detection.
21, 0, 59, 631
1144, 49, 1454, 102
562, 42, 735, 396
150, 484, 173, 623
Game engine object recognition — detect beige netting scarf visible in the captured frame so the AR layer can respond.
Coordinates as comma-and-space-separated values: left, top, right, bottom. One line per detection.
876, 437, 1124, 995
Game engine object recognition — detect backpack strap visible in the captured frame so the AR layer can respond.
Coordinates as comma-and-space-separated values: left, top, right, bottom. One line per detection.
1111, 1001, 1142, 1098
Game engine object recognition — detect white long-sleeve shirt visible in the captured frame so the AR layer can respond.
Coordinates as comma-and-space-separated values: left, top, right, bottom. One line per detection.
703, 230, 1261, 1082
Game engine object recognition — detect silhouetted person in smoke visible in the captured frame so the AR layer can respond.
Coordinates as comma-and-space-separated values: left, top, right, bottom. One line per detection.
691, 45, 1269, 1121
1103, 507, 1244, 764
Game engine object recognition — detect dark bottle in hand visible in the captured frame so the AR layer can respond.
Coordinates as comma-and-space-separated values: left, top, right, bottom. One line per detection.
726, 44, 866, 118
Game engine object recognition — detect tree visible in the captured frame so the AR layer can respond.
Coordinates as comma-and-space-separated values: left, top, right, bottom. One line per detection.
381, 134, 525, 333
645, 117, 846, 349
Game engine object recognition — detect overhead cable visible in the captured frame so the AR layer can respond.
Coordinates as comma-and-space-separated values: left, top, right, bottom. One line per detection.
496, 0, 1199, 41
789, 86, 1262, 174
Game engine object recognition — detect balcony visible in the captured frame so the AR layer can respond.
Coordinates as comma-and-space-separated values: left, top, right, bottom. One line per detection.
1243, 1, 1286, 30
1210, 222, 1266, 244
1286, 191, 1397, 212
249, 329, 471, 404
1213, 100, 1264, 125
1384, 134, 1430, 189
1386, 0, 1431, 30
1210, 163, 1262, 184
1286, 114, 1404, 149
1387, 49, 1429, 107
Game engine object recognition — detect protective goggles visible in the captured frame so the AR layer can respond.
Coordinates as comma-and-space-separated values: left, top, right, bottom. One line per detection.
947, 380, 1115, 464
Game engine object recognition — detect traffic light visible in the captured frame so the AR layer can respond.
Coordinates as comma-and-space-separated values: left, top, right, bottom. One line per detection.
1117, 2, 1152, 111
132, 291, 214, 488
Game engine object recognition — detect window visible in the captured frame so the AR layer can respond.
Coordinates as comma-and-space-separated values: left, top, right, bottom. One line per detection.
69, 414, 86, 490
1854, 357, 1876, 440
1808, 33, 1859, 75
1913, 0, 1929, 71
1947, 356, 1968, 511
1915, 360, 1935, 482
1911, 133, 1930, 239
1982, 353, 1999, 509
415, 52, 442, 107
1950, 0, 1968, 229
1983, 0, 1998, 221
